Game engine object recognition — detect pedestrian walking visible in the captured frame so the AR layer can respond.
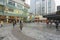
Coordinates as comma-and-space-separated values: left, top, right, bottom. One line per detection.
15, 20, 16, 24
19, 20, 23, 30
49, 20, 53, 28
55, 20, 59, 30
0, 21, 3, 27
46, 20, 49, 27
13, 21, 16, 28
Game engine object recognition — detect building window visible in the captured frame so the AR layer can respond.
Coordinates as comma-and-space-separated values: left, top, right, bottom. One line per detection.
48, 6, 51, 8
48, 9, 51, 13
8, 8, 14, 12
42, 7, 45, 10
22, 0, 25, 2
0, 5, 4, 12
48, 2, 51, 4
48, 0, 51, 2
48, 0, 51, 6
48, 1, 51, 7
17, 3, 23, 9
0, 0, 3, 2
42, 0, 45, 1
42, 9, 45, 12
57, 6, 60, 11
0, 0, 5, 5
42, 6, 45, 15
0, 0, 5, 2
8, 1, 15, 6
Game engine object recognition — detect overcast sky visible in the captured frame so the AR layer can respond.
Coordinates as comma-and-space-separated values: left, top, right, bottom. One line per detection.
55, 0, 60, 6
25, 0, 30, 5
25, 0, 60, 6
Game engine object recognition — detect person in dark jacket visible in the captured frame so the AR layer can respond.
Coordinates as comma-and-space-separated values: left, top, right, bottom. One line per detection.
0, 21, 3, 27
19, 20, 23, 30
13, 21, 16, 28
55, 20, 59, 30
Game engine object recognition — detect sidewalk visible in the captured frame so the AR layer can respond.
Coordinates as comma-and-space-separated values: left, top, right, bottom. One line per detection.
21, 26, 60, 40
12, 26, 36, 40
0, 23, 18, 40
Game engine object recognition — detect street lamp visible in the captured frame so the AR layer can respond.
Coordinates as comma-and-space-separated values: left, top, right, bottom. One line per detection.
35, 0, 36, 16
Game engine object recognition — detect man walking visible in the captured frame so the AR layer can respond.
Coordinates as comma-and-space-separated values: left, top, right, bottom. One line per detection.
13, 21, 16, 28
19, 20, 23, 30
55, 20, 59, 31
0, 21, 3, 27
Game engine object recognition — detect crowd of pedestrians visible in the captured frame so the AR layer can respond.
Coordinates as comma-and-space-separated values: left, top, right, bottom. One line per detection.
0, 19, 60, 31
0, 19, 23, 31
12, 20, 23, 31
46, 20, 60, 31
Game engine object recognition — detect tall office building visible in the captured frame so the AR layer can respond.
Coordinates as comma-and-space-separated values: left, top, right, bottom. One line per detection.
30, 0, 55, 15
57, 6, 60, 11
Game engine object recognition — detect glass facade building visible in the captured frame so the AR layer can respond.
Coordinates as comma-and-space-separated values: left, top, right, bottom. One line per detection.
30, 0, 55, 15
42, 0, 55, 15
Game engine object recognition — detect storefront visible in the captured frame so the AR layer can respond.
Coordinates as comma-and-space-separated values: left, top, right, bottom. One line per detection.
0, 5, 21, 23
0, 0, 29, 23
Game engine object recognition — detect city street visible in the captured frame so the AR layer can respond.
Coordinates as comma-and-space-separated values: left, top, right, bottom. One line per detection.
22, 22, 60, 40
0, 0, 60, 40
0, 23, 18, 40
0, 23, 36, 40
0, 23, 60, 40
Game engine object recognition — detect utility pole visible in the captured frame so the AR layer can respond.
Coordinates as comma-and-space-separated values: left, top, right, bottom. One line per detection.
46, 0, 47, 15
35, 0, 36, 16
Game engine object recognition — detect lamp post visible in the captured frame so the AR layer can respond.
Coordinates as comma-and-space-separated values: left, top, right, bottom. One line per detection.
35, 0, 36, 16
46, 0, 47, 15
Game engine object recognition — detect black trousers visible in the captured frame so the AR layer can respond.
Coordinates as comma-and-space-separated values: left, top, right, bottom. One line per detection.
56, 24, 58, 29
13, 24, 15, 28
1, 24, 3, 27
20, 25, 23, 30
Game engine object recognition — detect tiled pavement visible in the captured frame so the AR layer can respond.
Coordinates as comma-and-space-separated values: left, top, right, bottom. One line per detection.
22, 23, 60, 40
0, 23, 60, 40
22, 27, 60, 40
0, 23, 36, 40
0, 24, 18, 40
12, 26, 36, 40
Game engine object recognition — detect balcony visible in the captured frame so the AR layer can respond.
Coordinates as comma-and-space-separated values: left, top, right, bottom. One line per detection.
0, 0, 28, 17
0, 0, 6, 5
21, 0, 25, 2
0, 0, 26, 11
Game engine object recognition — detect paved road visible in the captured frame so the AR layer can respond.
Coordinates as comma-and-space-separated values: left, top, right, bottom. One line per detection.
12, 26, 36, 40
0, 23, 60, 40
22, 22, 60, 40
0, 23, 18, 40
0, 23, 36, 40
23, 22, 60, 35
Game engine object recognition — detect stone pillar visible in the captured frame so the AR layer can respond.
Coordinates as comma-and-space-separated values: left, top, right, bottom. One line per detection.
15, 17, 17, 22
6, 16, 9, 23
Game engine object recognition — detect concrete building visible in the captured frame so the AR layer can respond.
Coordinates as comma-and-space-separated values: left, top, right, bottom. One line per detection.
57, 6, 60, 11
30, 0, 55, 15
0, 0, 29, 23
